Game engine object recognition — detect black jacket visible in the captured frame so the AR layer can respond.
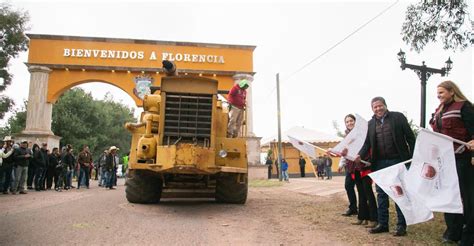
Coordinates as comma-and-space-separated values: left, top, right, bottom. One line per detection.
358, 111, 416, 164
49, 153, 60, 170
33, 148, 49, 168
105, 153, 117, 171
299, 158, 306, 167
14, 147, 32, 167
3, 147, 15, 168
61, 152, 75, 170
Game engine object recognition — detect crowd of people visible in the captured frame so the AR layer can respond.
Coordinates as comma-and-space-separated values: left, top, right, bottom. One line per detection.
0, 141, 127, 194
265, 154, 333, 181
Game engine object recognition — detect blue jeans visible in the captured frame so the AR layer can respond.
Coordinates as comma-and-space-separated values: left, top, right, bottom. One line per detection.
105, 170, 114, 188
99, 168, 106, 186
282, 170, 289, 181
375, 159, 406, 229
66, 170, 72, 188
34, 167, 44, 190
325, 166, 332, 179
12, 166, 28, 192
0, 166, 13, 192
78, 167, 90, 188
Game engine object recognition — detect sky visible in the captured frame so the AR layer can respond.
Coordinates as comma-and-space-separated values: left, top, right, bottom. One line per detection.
2, 0, 473, 139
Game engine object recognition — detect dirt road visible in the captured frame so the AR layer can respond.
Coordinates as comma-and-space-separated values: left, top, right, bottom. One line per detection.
0, 177, 444, 245
0, 178, 347, 246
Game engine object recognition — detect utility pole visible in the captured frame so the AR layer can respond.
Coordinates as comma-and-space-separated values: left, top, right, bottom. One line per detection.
276, 73, 283, 181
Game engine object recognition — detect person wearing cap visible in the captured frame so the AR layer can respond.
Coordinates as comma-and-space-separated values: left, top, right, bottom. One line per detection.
12, 140, 32, 194
0, 136, 15, 194
105, 146, 119, 189
226, 79, 249, 138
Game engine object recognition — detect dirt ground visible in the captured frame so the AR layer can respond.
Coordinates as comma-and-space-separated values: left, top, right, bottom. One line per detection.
0, 178, 445, 245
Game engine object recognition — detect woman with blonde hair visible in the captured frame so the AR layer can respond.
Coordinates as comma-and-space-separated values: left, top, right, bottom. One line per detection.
429, 80, 474, 245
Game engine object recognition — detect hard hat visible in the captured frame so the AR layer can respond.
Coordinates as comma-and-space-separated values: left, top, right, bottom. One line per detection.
238, 79, 249, 88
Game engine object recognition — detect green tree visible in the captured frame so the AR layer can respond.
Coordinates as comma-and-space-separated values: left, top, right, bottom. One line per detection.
408, 118, 421, 138
401, 0, 472, 52
0, 3, 29, 119
1, 88, 136, 160
51, 88, 135, 159
0, 101, 26, 136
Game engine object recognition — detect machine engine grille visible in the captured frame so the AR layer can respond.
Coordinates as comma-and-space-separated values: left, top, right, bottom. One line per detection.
163, 93, 213, 145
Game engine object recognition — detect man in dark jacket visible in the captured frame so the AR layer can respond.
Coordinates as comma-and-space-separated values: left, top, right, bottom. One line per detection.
48, 147, 61, 191
33, 143, 49, 191
357, 97, 415, 237
324, 154, 333, 180
61, 145, 75, 189
77, 145, 93, 189
97, 150, 108, 186
12, 141, 32, 194
298, 156, 306, 177
105, 146, 119, 189
265, 157, 273, 179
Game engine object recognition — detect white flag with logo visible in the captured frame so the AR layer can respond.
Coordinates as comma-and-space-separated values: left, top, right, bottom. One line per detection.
330, 114, 368, 161
405, 129, 463, 214
288, 135, 317, 159
369, 162, 433, 225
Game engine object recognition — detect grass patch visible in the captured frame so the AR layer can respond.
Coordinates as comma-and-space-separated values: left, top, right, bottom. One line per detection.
249, 179, 284, 187
296, 196, 446, 245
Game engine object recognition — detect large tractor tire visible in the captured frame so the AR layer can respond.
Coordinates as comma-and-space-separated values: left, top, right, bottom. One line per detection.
215, 173, 248, 204
125, 169, 163, 204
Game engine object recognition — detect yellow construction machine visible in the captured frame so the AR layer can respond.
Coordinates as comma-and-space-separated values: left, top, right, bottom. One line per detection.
124, 60, 248, 204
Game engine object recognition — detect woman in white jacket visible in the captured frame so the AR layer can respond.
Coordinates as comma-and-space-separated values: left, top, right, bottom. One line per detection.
0, 142, 14, 166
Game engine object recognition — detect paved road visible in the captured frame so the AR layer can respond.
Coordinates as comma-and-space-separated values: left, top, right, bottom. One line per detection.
0, 178, 347, 246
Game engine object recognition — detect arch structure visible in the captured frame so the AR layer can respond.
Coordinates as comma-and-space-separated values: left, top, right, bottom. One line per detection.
16, 34, 257, 152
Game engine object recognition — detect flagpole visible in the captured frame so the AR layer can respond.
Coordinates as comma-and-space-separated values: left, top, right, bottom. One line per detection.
421, 128, 470, 146
303, 154, 318, 178
276, 73, 283, 182
396, 159, 412, 166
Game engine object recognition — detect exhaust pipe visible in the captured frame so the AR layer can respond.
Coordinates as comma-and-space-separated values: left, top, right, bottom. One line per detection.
162, 60, 177, 76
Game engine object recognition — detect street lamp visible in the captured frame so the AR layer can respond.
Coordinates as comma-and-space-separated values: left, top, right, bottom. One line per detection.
397, 49, 453, 128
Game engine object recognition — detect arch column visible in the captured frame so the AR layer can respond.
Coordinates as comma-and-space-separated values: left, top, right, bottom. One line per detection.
15, 65, 61, 149
232, 73, 262, 166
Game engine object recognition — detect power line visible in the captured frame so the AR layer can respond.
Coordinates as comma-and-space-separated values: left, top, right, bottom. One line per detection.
259, 0, 400, 102
284, 0, 400, 81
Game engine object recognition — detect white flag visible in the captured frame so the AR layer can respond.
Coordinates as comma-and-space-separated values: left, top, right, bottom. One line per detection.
369, 162, 433, 225
405, 129, 463, 214
330, 114, 368, 161
288, 135, 317, 159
